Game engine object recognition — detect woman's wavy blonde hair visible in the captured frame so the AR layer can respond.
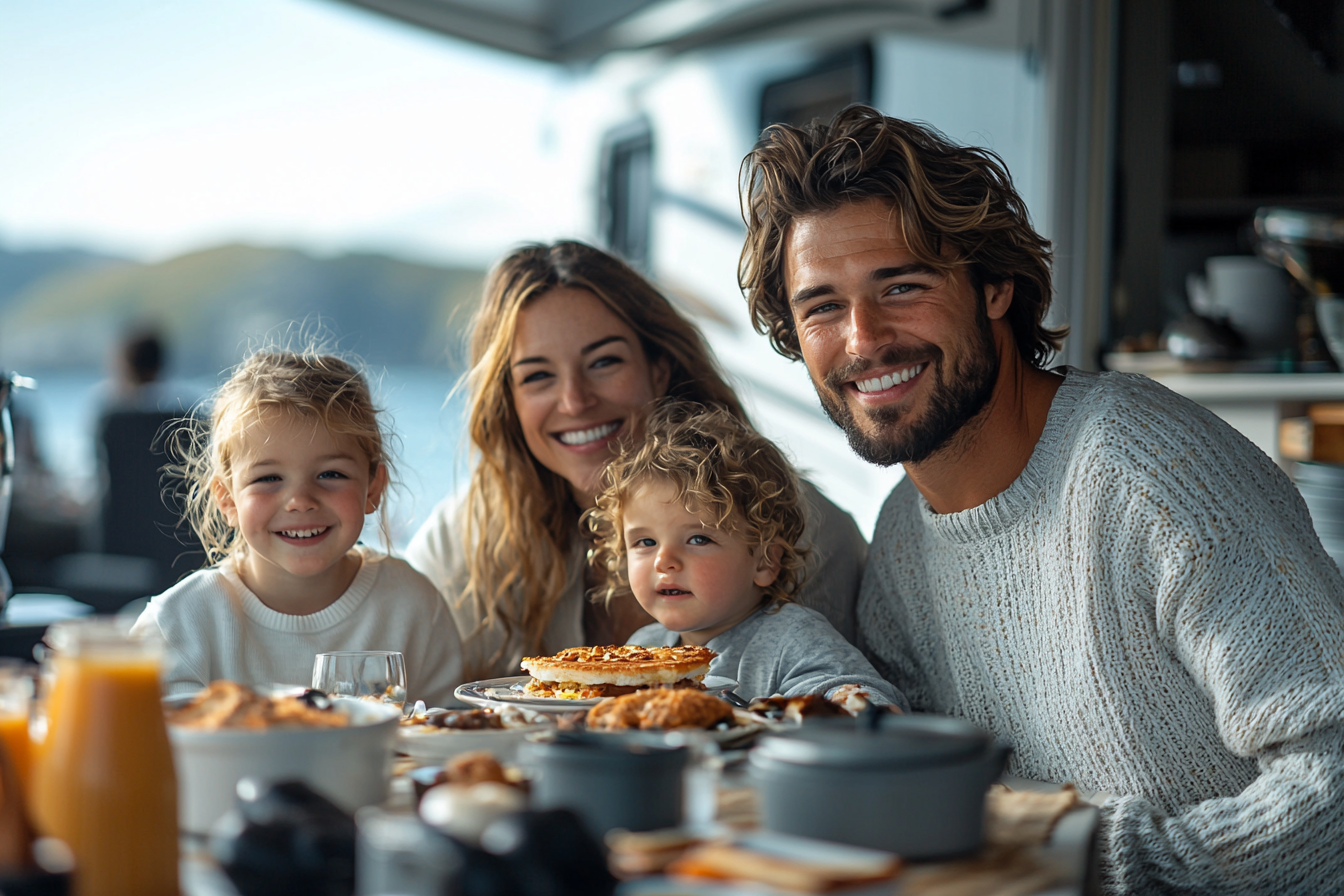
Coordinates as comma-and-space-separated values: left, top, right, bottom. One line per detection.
173, 349, 393, 565
739, 104, 1064, 366
584, 402, 808, 607
460, 242, 746, 668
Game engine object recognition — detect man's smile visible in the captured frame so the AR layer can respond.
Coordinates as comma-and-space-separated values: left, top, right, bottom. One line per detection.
852, 362, 926, 395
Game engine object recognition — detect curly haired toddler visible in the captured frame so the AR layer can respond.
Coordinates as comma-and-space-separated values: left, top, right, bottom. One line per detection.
587, 402, 904, 705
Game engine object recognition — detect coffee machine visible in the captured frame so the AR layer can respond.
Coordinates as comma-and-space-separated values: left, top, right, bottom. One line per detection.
1255, 208, 1344, 368
1255, 207, 1344, 297
0, 372, 36, 612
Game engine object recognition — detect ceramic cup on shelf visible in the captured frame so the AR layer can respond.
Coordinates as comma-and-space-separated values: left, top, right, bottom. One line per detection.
1204, 255, 1295, 353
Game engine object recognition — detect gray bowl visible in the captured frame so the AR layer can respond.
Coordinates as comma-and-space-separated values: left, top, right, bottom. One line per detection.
748, 715, 1009, 860
519, 732, 688, 837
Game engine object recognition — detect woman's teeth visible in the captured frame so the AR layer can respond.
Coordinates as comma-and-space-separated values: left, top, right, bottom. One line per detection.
558, 422, 620, 446
855, 363, 925, 394
279, 527, 328, 539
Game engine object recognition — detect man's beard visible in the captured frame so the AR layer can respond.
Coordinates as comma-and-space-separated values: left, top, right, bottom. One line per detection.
815, 307, 999, 466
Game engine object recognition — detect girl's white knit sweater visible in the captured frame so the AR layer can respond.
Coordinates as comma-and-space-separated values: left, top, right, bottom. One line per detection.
860, 368, 1344, 895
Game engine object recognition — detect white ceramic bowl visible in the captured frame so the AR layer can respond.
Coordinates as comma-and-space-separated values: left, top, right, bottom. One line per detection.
168, 697, 400, 835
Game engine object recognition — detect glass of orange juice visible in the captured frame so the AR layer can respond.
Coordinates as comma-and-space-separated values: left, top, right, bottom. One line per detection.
0, 660, 35, 799
30, 618, 178, 896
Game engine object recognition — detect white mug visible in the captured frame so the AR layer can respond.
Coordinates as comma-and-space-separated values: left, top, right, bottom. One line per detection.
1205, 256, 1294, 353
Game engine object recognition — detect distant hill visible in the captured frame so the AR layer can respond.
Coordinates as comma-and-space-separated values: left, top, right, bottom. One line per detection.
0, 243, 485, 374
0, 245, 132, 313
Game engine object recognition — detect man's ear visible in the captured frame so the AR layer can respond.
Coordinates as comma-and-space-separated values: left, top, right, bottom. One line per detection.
984, 279, 1015, 321
366, 464, 389, 514
212, 477, 238, 527
753, 540, 784, 589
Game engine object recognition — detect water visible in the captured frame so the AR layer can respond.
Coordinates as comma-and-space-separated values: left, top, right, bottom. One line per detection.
10, 366, 470, 550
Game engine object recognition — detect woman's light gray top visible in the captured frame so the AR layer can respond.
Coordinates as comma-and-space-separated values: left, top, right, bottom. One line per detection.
406, 479, 867, 680
629, 601, 905, 707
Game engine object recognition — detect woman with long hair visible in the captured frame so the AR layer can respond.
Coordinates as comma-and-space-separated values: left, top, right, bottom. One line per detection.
405, 241, 866, 681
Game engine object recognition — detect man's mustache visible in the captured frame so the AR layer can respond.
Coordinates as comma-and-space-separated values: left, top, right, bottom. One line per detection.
822, 344, 943, 393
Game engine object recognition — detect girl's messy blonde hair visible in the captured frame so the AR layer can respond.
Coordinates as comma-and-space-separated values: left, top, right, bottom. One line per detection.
585, 402, 808, 607
174, 349, 393, 565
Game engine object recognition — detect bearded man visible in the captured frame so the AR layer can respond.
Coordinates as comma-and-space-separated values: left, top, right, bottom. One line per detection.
739, 105, 1344, 894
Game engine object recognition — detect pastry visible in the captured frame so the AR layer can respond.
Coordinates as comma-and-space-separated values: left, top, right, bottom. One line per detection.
519, 644, 714, 700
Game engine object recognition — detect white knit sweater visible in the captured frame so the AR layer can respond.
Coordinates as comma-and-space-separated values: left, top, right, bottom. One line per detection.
860, 368, 1344, 895
132, 546, 465, 707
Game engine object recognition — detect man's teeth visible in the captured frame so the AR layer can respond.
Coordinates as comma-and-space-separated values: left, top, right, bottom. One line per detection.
280, 527, 327, 539
558, 422, 620, 446
855, 363, 925, 394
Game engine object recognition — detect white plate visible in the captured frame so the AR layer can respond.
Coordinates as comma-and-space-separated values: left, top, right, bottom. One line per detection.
454, 675, 739, 712
397, 722, 552, 762
396, 706, 553, 761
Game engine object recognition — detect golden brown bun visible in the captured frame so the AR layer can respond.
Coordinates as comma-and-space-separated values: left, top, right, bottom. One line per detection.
587, 688, 733, 730
520, 644, 714, 688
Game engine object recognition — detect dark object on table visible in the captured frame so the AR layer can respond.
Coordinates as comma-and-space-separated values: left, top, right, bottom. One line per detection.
466, 809, 615, 896
429, 709, 504, 730
749, 713, 1010, 860
209, 779, 356, 896
0, 839, 72, 896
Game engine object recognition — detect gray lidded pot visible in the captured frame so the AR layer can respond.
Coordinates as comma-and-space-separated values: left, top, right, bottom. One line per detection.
519, 732, 688, 837
748, 714, 1010, 860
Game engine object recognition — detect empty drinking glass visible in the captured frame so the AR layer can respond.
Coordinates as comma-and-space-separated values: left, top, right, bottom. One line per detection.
312, 651, 407, 709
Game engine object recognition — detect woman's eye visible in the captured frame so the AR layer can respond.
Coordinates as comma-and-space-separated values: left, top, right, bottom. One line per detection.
591, 354, 623, 370
518, 369, 550, 385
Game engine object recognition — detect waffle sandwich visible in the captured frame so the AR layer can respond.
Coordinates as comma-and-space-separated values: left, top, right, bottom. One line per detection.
519, 644, 715, 700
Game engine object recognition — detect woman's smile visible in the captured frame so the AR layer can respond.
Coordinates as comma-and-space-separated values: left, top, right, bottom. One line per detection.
553, 419, 623, 450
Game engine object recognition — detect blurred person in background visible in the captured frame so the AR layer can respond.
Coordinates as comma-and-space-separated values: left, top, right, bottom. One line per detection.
97, 328, 172, 413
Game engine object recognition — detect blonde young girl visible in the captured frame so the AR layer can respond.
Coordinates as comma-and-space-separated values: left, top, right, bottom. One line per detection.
132, 350, 462, 706
587, 402, 904, 705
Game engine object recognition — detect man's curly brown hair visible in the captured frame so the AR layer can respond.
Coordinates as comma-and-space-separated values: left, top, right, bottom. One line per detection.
739, 104, 1065, 366
584, 402, 808, 607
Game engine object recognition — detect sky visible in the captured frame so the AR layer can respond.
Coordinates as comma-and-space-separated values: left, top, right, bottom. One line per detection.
0, 0, 581, 266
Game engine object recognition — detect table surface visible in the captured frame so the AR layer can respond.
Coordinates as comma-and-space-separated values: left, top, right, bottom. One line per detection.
181, 783, 1100, 896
